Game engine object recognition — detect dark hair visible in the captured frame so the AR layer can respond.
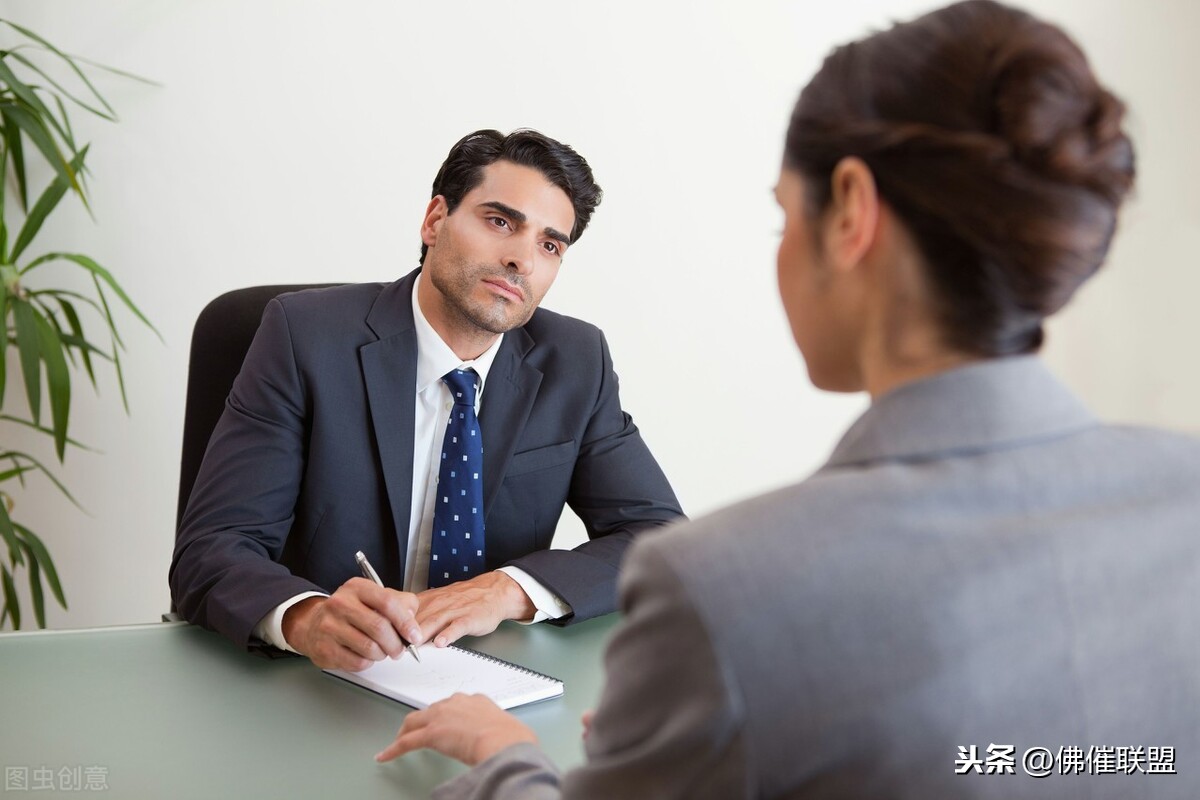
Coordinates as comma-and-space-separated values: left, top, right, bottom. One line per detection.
420, 129, 603, 264
784, 0, 1135, 356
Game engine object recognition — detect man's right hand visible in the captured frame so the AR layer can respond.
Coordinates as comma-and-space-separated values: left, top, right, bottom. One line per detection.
282, 578, 422, 671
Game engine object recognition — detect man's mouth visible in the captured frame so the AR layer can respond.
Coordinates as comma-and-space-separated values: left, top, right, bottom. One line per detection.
483, 278, 525, 302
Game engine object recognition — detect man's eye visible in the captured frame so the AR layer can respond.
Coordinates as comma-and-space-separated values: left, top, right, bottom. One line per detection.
487, 217, 509, 229
542, 241, 561, 256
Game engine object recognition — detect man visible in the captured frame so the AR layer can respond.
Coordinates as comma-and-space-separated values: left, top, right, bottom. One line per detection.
170, 129, 683, 670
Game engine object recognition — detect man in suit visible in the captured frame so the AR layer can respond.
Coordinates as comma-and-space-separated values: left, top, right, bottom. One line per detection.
170, 129, 683, 670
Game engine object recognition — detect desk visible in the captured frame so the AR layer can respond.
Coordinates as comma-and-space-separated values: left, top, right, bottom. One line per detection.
1, 615, 619, 798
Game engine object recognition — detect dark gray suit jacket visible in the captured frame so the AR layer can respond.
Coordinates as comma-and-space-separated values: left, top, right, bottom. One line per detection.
170, 271, 683, 647
437, 357, 1199, 799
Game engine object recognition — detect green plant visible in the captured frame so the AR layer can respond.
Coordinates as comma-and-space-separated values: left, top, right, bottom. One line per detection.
0, 19, 155, 628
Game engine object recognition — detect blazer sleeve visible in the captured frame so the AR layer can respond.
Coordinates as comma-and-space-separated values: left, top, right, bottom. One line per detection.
506, 331, 684, 622
169, 299, 324, 647
434, 538, 750, 800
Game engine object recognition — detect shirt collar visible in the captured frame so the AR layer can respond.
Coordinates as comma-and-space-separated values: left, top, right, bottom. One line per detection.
412, 273, 504, 398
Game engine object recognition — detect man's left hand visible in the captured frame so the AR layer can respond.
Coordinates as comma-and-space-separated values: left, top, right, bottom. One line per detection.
414, 571, 536, 647
375, 693, 536, 765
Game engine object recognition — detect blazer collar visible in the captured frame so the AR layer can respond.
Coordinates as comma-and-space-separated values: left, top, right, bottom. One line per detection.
365, 268, 420, 340
360, 270, 421, 567
361, 267, 545, 532
826, 356, 1097, 469
479, 324, 542, 513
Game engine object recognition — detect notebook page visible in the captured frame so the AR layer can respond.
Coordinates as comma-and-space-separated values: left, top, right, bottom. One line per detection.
325, 643, 563, 710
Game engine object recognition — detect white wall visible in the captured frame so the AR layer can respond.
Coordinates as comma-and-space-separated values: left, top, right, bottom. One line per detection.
2, 0, 1197, 630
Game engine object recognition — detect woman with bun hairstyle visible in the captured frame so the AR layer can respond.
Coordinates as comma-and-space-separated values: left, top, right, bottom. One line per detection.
375, 3, 1200, 797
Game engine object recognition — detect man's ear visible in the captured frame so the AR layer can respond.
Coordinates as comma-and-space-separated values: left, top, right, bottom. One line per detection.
823, 157, 881, 273
420, 196, 450, 249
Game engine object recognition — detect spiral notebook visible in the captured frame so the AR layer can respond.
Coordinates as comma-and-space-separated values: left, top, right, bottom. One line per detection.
324, 643, 563, 710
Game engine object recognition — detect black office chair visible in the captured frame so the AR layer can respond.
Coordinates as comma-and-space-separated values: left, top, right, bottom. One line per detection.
176, 284, 339, 529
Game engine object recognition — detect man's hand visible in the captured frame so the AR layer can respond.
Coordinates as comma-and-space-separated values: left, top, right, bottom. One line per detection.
283, 578, 422, 671
414, 571, 537, 647
375, 693, 536, 765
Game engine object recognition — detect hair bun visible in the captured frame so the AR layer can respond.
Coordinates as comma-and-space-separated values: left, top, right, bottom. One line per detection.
992, 28, 1134, 204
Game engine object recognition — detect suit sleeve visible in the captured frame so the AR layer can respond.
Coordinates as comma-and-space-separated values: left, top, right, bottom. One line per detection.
506, 331, 684, 622
434, 539, 750, 800
169, 299, 323, 647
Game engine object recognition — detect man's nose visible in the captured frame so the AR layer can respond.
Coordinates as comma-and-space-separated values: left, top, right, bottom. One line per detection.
503, 236, 536, 276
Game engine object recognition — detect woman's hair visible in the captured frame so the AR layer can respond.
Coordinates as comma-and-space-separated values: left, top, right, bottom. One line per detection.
785, 0, 1134, 356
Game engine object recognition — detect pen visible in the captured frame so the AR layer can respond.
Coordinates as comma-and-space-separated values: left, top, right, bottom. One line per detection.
355, 550, 421, 662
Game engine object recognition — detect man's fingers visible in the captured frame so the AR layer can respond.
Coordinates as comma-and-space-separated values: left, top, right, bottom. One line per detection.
354, 579, 424, 650
431, 618, 469, 648
320, 588, 403, 659
306, 637, 373, 672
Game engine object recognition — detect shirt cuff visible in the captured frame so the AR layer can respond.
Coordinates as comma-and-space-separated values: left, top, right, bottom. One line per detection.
252, 591, 329, 653
496, 566, 571, 624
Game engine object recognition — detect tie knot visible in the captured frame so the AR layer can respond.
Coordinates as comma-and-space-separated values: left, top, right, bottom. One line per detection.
442, 368, 478, 407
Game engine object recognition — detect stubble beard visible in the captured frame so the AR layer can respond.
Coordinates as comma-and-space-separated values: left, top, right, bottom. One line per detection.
430, 261, 534, 336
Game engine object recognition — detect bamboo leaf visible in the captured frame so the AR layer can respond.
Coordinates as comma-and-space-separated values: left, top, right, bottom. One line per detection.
1, 565, 19, 629
11, 297, 42, 424
56, 52, 160, 88
22, 252, 158, 339
5, 49, 114, 123
0, 102, 83, 201
56, 296, 97, 385
0, 464, 37, 481
31, 310, 70, 460
10, 144, 89, 263
17, 539, 46, 627
0, 499, 24, 565
2, 113, 27, 214
0, 281, 7, 402
14, 523, 65, 609
39, 301, 77, 368
0, 57, 76, 154
0, 414, 95, 451
5, 455, 25, 487
111, 332, 128, 413
52, 92, 75, 154
48, 332, 112, 362
92, 278, 123, 352
0, 20, 118, 118
0, 449, 84, 508
29, 287, 104, 316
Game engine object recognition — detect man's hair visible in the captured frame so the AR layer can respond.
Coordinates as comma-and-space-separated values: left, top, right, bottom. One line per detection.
420, 129, 603, 265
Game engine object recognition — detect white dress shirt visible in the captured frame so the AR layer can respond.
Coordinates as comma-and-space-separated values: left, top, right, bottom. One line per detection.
253, 275, 570, 652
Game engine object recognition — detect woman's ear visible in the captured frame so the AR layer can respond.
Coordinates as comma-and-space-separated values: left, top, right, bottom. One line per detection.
823, 157, 881, 273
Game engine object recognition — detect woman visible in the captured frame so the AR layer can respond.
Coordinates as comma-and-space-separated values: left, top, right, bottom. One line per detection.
375, 2, 1199, 797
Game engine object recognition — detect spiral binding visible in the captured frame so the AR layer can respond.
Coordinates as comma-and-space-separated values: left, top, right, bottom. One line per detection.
449, 644, 562, 684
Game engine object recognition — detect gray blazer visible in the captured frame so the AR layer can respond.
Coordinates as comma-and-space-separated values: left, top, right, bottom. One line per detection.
437, 356, 1200, 799
170, 270, 683, 647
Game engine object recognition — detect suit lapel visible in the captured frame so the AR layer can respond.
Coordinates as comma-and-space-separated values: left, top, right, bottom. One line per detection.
479, 326, 542, 516
361, 273, 420, 562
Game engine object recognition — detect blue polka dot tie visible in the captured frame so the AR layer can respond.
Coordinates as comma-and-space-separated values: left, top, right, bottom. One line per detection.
428, 368, 486, 588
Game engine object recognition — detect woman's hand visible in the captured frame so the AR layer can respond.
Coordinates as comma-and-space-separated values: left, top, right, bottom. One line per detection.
375, 693, 537, 766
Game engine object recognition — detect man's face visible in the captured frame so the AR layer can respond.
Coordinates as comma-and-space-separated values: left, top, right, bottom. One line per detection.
420, 160, 576, 338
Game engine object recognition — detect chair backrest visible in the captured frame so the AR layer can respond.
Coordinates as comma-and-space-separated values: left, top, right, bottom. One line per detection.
176, 284, 339, 528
